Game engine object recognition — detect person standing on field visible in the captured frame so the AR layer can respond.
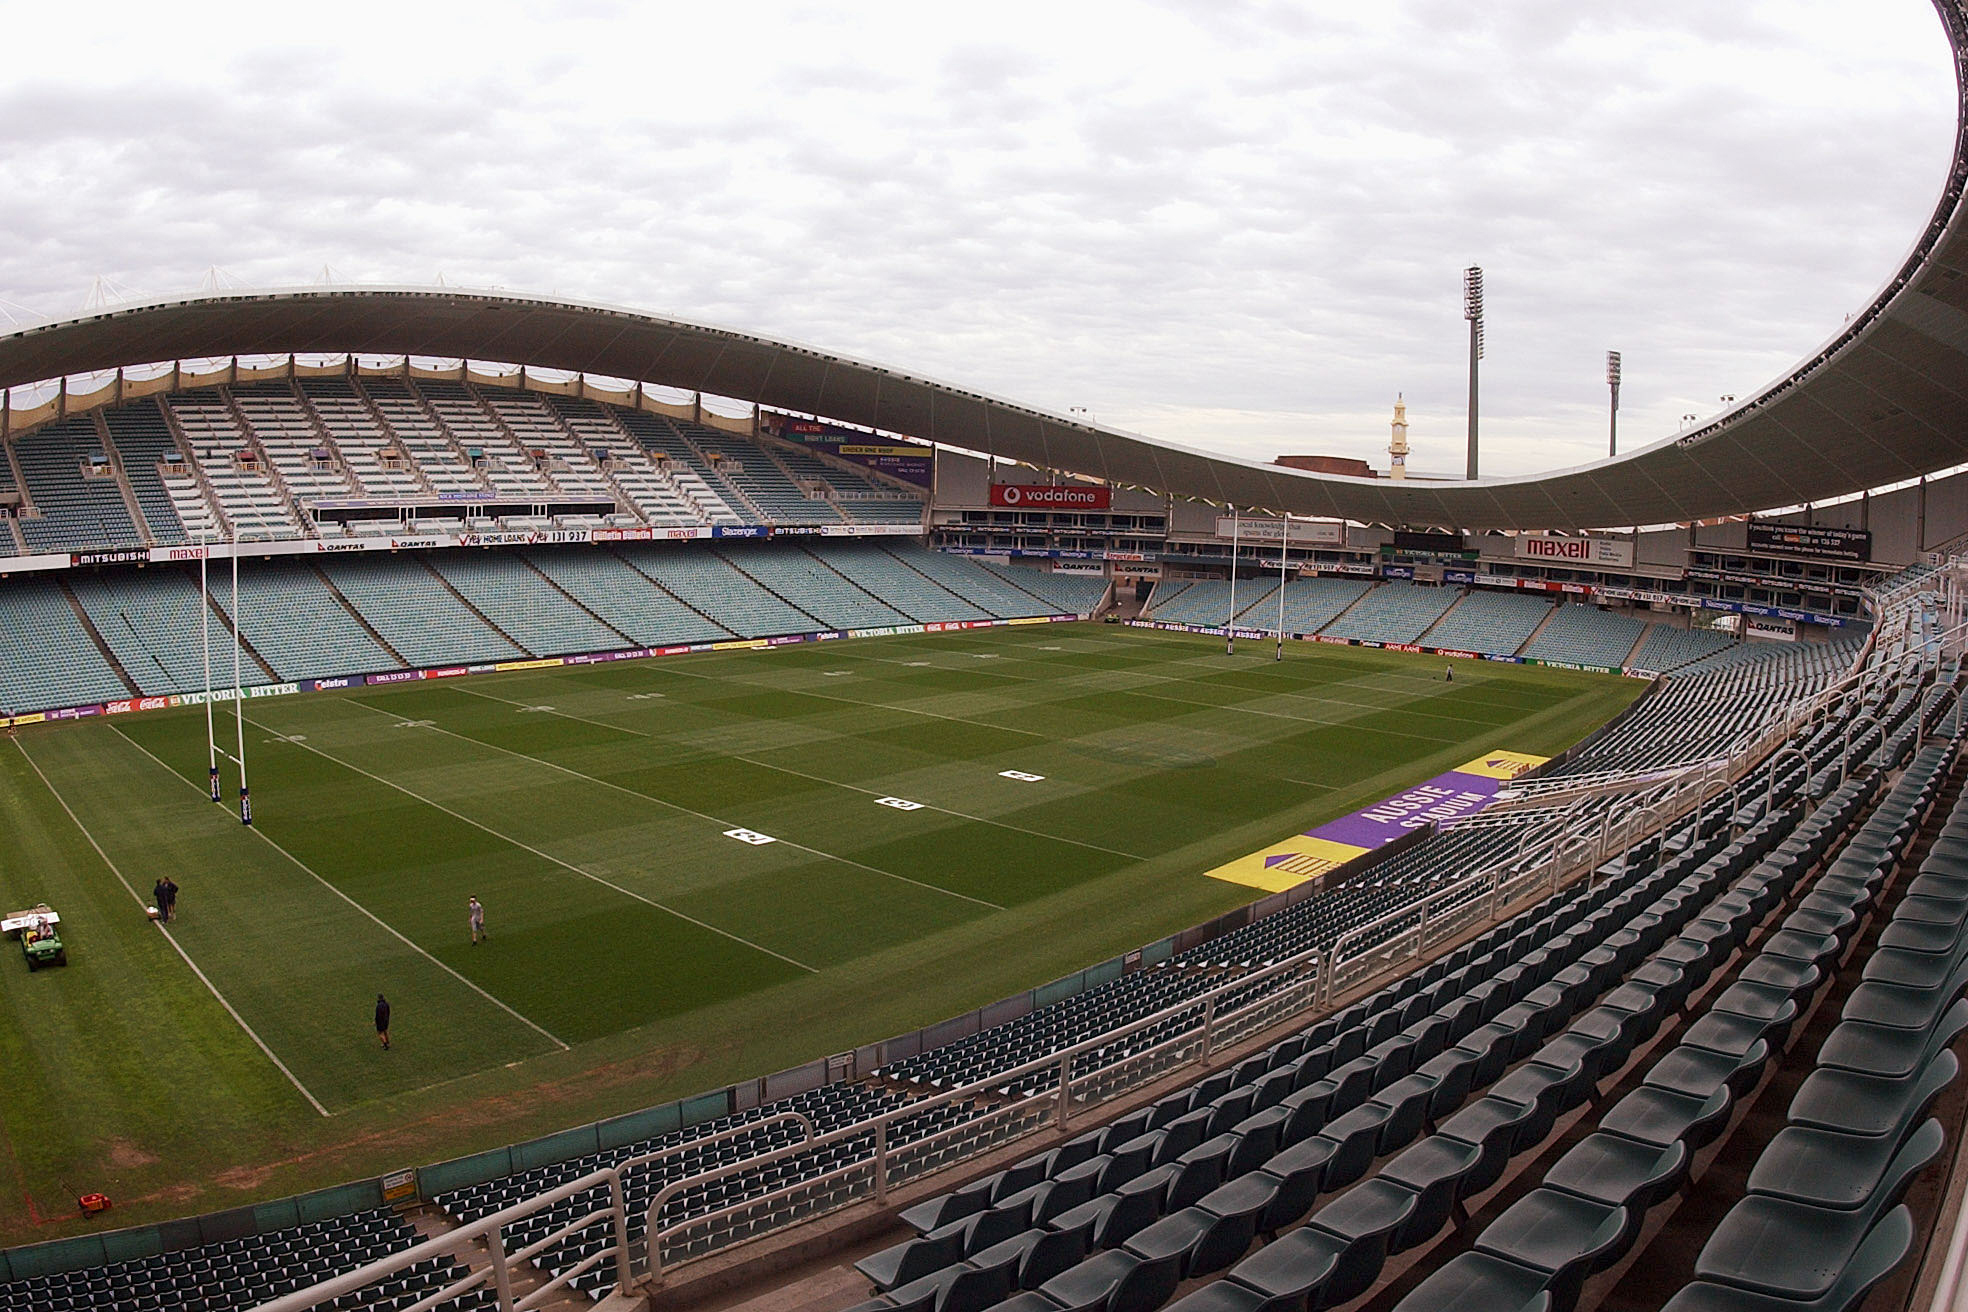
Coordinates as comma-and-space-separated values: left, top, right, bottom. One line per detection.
375, 994, 391, 1050
469, 896, 486, 945
159, 876, 178, 923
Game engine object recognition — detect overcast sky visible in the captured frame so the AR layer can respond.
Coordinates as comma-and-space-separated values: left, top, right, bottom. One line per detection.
1, 1, 1956, 477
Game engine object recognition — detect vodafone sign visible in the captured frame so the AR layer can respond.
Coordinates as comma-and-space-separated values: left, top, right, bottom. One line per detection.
990, 483, 1112, 510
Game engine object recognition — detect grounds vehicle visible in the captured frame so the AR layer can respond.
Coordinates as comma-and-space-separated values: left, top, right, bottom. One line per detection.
4, 905, 66, 970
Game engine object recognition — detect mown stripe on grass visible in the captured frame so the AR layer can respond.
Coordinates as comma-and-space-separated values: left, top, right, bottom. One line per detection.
13, 738, 334, 1117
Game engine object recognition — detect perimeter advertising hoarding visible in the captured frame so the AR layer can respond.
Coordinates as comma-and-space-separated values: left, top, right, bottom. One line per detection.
1213, 517, 1345, 546
1512, 535, 1636, 569
1747, 523, 1872, 563
989, 483, 1112, 510
767, 416, 934, 488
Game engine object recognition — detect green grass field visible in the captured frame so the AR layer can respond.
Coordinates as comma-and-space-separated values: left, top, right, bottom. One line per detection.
0, 623, 1643, 1243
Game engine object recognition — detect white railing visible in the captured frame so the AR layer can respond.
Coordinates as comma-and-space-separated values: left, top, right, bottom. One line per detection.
640, 942, 1329, 1281
248, 1110, 814, 1312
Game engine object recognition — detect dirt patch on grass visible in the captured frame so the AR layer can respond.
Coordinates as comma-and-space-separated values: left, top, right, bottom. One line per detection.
103, 1140, 159, 1170
201, 1043, 709, 1196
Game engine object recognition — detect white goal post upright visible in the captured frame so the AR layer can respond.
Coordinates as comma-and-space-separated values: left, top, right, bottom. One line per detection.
199, 530, 220, 803
1276, 513, 1289, 662
1226, 509, 1240, 655
231, 539, 251, 826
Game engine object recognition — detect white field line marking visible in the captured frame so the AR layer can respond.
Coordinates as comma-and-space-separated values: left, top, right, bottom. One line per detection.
15, 737, 336, 1116
335, 697, 1006, 916
851, 636, 1538, 726
346, 690, 1007, 910
106, 726, 572, 1052
646, 661, 1056, 740
839, 648, 1462, 745
235, 709, 827, 971
444, 683, 1148, 862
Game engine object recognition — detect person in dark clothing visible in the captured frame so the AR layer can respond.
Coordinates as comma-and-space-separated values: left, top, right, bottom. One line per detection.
159, 877, 178, 923
152, 879, 167, 922
375, 994, 391, 1049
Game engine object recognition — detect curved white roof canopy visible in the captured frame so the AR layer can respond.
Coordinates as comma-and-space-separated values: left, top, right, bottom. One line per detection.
3, 5, 1967, 531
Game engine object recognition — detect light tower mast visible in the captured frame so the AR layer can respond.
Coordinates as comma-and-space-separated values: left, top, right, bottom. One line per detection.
1389, 395, 1410, 481
1463, 266, 1484, 480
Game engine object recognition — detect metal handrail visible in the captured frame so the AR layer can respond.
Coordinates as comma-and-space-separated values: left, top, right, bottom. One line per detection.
640, 940, 1326, 1278
246, 1110, 815, 1312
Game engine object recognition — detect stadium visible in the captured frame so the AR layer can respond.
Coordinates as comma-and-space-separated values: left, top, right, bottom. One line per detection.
5, 10, 1968, 1312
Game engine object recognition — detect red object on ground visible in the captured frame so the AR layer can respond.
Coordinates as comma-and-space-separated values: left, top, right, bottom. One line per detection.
77, 1193, 111, 1215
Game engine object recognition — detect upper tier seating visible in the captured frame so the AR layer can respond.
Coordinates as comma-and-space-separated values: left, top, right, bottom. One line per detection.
0, 577, 130, 713
1520, 601, 1647, 668
609, 412, 746, 524
1421, 589, 1554, 655
12, 415, 141, 553
540, 394, 705, 527
1318, 581, 1460, 645
686, 423, 845, 523
229, 383, 363, 509
412, 380, 559, 501
344, 377, 487, 499
100, 402, 191, 545
163, 394, 304, 539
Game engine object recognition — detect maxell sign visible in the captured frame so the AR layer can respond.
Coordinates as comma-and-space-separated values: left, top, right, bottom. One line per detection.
1512, 535, 1635, 569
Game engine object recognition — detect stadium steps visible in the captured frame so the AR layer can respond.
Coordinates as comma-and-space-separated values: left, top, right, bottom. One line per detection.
57, 578, 140, 695
673, 422, 771, 522
334, 379, 442, 497
155, 393, 239, 538
1582, 756, 1968, 1312
965, 559, 1063, 610
1514, 600, 1564, 656
712, 551, 831, 631
90, 411, 155, 547
517, 552, 638, 648
1312, 581, 1381, 635
602, 546, 740, 637
200, 577, 284, 685
799, 544, 913, 614
1, 514, 21, 555
416, 556, 538, 658
312, 561, 413, 667
851, 544, 1002, 616
219, 387, 307, 528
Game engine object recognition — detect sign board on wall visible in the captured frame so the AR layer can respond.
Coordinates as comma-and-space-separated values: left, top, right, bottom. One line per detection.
989, 483, 1112, 510
1746, 523, 1872, 563
1213, 517, 1345, 546
1512, 534, 1636, 569
764, 415, 934, 487
1745, 615, 1799, 642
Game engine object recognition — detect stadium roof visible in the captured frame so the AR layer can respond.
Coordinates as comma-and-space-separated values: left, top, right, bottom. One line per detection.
3, 10, 1966, 531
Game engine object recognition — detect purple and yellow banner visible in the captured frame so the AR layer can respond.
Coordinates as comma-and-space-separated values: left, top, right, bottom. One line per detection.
1208, 749, 1549, 892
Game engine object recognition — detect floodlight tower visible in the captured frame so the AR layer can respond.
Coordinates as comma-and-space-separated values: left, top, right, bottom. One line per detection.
1607, 351, 1622, 457
1463, 267, 1484, 480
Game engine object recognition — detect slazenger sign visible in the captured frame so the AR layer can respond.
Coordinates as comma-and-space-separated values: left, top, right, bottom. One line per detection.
989, 483, 1112, 509
1512, 535, 1634, 569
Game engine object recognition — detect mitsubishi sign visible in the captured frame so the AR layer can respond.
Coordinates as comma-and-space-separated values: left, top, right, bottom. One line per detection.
1512, 535, 1635, 569
989, 483, 1111, 510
